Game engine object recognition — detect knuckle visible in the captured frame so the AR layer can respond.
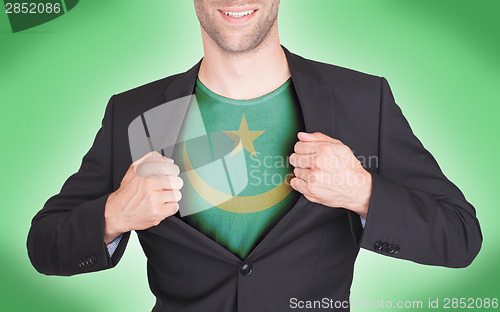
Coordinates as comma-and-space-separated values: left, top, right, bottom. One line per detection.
339, 145, 352, 155
312, 156, 322, 168
317, 144, 328, 154
319, 143, 333, 155
298, 157, 308, 168
321, 155, 332, 168
310, 167, 320, 175
309, 170, 319, 184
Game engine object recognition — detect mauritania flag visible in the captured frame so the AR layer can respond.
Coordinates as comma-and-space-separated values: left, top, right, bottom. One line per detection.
174, 78, 303, 218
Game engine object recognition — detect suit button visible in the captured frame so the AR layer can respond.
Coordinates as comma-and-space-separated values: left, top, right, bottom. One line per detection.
89, 256, 97, 265
381, 242, 388, 252
240, 263, 253, 276
79, 259, 87, 268
387, 244, 395, 254
374, 241, 383, 250
393, 245, 400, 254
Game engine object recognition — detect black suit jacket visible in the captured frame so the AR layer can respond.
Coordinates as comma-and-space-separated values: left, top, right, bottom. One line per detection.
27, 47, 482, 311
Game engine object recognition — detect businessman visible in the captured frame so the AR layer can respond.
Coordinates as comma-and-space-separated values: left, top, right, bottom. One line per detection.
27, 1, 482, 311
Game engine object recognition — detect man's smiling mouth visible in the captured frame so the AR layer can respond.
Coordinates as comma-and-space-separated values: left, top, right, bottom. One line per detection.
220, 10, 256, 18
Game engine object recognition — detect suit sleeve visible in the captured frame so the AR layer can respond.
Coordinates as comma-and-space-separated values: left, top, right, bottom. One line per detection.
27, 95, 131, 276
356, 77, 482, 268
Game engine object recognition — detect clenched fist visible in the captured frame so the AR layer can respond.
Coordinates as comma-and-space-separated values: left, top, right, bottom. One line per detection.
103, 151, 183, 244
289, 132, 372, 219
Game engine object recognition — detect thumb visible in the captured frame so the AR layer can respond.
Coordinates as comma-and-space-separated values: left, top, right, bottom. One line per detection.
298, 132, 340, 144
134, 151, 173, 167
127, 151, 173, 178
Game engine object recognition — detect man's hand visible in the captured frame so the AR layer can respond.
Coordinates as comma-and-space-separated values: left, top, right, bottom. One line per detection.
289, 132, 372, 219
103, 151, 183, 244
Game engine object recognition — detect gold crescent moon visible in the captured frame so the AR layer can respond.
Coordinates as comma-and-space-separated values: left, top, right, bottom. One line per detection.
183, 143, 292, 213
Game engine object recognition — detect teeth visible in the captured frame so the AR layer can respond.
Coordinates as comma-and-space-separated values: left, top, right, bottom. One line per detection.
222, 10, 255, 18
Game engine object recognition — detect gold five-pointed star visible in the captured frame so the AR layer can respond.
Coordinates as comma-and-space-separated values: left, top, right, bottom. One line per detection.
223, 114, 265, 157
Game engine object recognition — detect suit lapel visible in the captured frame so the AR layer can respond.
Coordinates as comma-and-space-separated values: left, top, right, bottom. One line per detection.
283, 46, 336, 136
163, 60, 201, 102
156, 47, 337, 260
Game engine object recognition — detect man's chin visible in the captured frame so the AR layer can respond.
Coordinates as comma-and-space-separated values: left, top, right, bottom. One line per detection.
216, 36, 266, 55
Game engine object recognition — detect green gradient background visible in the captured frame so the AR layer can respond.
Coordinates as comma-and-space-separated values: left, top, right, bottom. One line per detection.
0, 1, 498, 311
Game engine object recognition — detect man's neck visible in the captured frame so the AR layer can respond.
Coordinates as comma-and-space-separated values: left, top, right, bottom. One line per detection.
197, 29, 291, 100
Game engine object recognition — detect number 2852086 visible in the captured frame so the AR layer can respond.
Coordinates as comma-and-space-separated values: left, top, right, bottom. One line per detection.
5, 2, 61, 14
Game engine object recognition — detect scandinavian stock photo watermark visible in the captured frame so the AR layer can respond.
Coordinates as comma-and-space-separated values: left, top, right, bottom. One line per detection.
248, 152, 379, 188
289, 297, 499, 310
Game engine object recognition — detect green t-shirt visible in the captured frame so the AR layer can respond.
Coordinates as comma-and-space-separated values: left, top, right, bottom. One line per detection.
173, 77, 305, 259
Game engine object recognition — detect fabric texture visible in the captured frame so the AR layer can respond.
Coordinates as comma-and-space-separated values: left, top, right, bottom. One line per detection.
106, 234, 122, 257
